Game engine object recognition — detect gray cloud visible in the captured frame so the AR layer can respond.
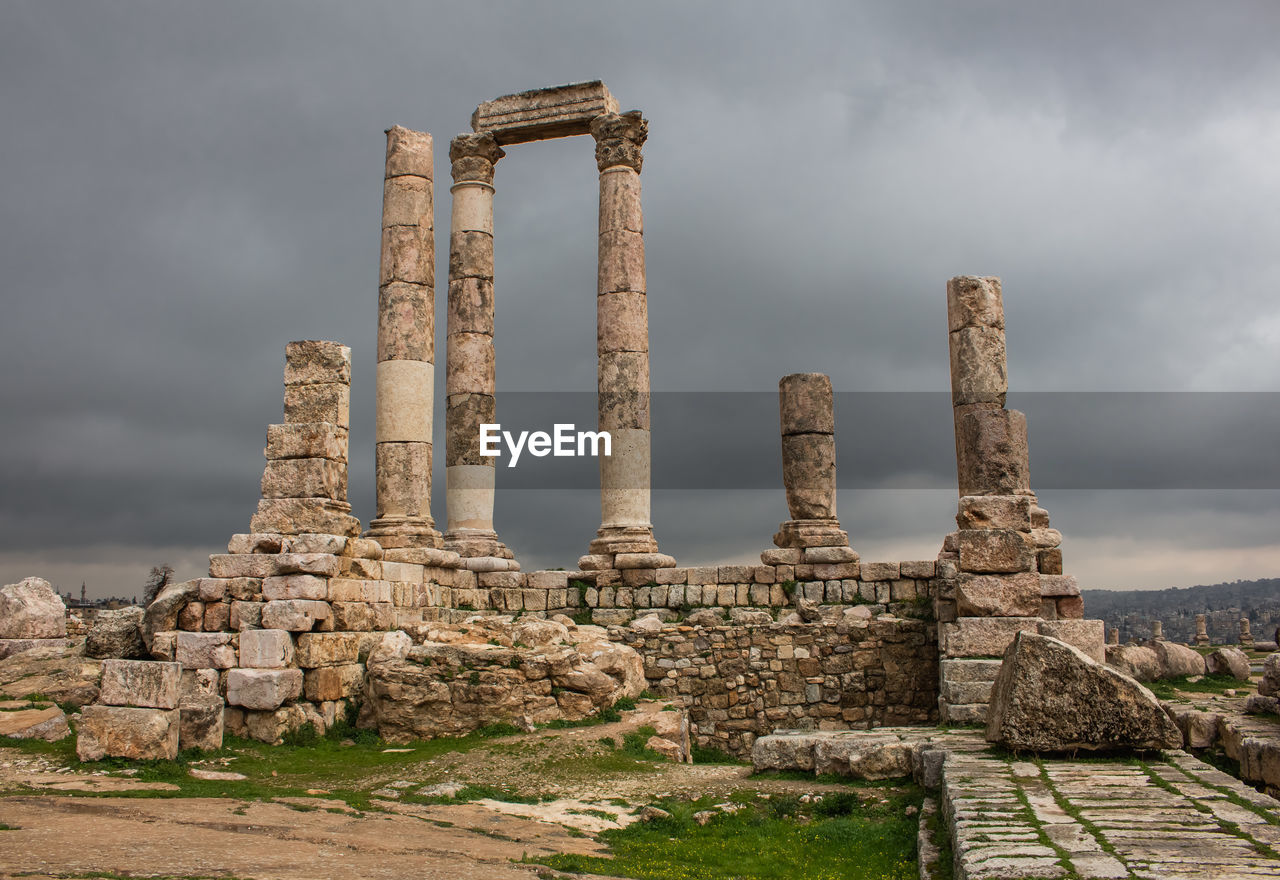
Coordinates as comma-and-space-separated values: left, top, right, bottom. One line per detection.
2, 2, 1278, 596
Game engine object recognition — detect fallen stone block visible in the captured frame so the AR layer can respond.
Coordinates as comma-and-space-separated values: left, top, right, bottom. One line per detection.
0, 638, 73, 661
986, 632, 1181, 752
1105, 643, 1161, 681
85, 607, 146, 659
0, 700, 71, 741
226, 668, 303, 710
1260, 653, 1280, 697
0, 577, 67, 639
1206, 646, 1251, 681
1149, 639, 1206, 679
99, 659, 182, 709
75, 705, 180, 761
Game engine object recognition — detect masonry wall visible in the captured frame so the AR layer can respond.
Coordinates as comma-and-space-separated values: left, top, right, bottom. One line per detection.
611, 616, 939, 756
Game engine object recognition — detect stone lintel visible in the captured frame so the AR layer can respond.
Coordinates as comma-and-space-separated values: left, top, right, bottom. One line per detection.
472, 81, 619, 145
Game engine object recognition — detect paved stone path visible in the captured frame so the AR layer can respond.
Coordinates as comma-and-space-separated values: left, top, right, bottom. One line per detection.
943, 748, 1280, 879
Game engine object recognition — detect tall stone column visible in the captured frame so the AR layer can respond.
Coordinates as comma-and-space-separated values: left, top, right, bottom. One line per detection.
1195, 613, 1210, 646
581, 111, 673, 570
364, 127, 443, 549
770, 373, 853, 557
443, 133, 518, 571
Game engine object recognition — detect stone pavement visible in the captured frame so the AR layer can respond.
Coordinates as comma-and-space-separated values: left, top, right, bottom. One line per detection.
943, 747, 1280, 879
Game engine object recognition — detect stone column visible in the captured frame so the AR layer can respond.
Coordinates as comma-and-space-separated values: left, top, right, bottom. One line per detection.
442, 133, 518, 571
1152, 620, 1163, 640
365, 127, 443, 549
1107, 627, 1120, 646
771, 373, 853, 556
1240, 617, 1254, 647
581, 111, 673, 570
1195, 613, 1210, 646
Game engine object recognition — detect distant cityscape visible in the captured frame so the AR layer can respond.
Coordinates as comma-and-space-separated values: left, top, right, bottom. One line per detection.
57, 582, 139, 611
1084, 577, 1280, 645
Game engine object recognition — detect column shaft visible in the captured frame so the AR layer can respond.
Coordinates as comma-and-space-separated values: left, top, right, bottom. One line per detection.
772, 373, 850, 551
443, 133, 517, 569
365, 126, 442, 549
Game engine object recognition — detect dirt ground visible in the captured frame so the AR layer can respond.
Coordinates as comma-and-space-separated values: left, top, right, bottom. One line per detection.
0, 719, 857, 880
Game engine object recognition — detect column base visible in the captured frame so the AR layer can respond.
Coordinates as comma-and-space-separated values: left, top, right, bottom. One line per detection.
251, 498, 362, 538
444, 529, 519, 570
773, 518, 849, 550
580, 525, 676, 570
363, 516, 444, 549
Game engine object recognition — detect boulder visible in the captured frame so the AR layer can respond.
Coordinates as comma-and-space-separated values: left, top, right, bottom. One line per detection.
0, 644, 101, 708
1105, 644, 1161, 681
1148, 640, 1206, 679
1258, 653, 1280, 697
75, 705, 180, 761
85, 607, 146, 659
1206, 646, 1251, 681
0, 700, 71, 741
142, 580, 198, 653
0, 577, 67, 639
986, 632, 1181, 753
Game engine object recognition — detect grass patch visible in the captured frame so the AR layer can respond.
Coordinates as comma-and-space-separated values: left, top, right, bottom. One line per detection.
1145, 673, 1242, 701
531, 783, 921, 880
691, 743, 750, 765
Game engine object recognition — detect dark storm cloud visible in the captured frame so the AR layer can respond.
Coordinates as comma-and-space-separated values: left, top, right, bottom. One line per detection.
2, 2, 1278, 594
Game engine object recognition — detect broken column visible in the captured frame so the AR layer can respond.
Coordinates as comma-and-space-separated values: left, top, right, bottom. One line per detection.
1240, 617, 1254, 647
581, 111, 673, 570
937, 276, 1101, 723
364, 127, 443, 549
1195, 613, 1210, 646
443, 132, 517, 571
764, 373, 856, 566
1152, 620, 1164, 640
250, 341, 360, 537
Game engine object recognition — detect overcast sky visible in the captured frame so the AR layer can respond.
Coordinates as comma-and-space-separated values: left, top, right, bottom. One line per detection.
3, 2, 1279, 599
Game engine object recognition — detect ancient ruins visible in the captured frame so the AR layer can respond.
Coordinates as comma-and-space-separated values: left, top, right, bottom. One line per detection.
5, 80, 1280, 880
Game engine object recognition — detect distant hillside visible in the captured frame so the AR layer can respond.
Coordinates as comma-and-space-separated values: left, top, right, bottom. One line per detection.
1083, 577, 1280, 645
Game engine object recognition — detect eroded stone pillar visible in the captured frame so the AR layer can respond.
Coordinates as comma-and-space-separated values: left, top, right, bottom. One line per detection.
1240, 617, 1254, 647
1195, 613, 1210, 646
365, 127, 442, 549
443, 133, 518, 571
1152, 620, 1163, 640
771, 374, 853, 557
1107, 627, 1120, 646
581, 111, 673, 570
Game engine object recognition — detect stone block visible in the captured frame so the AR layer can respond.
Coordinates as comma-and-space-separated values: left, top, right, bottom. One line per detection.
283, 382, 350, 428
616, 553, 673, 571
1037, 619, 1105, 662
197, 579, 227, 602
208, 554, 274, 579
179, 694, 225, 751
238, 629, 295, 669
957, 529, 1034, 574
761, 548, 802, 566
859, 562, 900, 582
472, 80, 618, 145
76, 705, 180, 761
778, 373, 834, 436
202, 602, 230, 634
813, 562, 859, 580
946, 275, 1004, 332
1037, 548, 1063, 575
361, 580, 392, 603
900, 561, 936, 579
940, 658, 1003, 684
226, 668, 304, 711
381, 561, 424, 583
175, 632, 238, 670
781, 434, 837, 520
955, 572, 1041, 617
265, 423, 349, 462
800, 545, 857, 564
262, 574, 329, 601
226, 533, 288, 555
478, 571, 523, 589
0, 577, 66, 639
261, 599, 331, 632
273, 553, 343, 577
949, 325, 1007, 407
385, 125, 432, 179
717, 565, 753, 584
177, 601, 204, 631
1038, 575, 1079, 597
99, 660, 182, 709
380, 223, 434, 287
526, 570, 568, 589
304, 664, 364, 702
1056, 596, 1084, 619
941, 617, 1039, 658
956, 495, 1032, 531
331, 602, 373, 631
284, 340, 351, 386
230, 601, 263, 631
261, 458, 347, 501
687, 567, 717, 586
295, 632, 361, 668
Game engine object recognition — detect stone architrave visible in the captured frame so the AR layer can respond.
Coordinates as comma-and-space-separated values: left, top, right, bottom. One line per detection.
582, 110, 673, 569
770, 374, 852, 554
365, 126, 445, 550
443, 132, 518, 571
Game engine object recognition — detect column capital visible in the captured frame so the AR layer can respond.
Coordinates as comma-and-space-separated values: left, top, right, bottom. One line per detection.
449, 132, 505, 184
590, 110, 647, 173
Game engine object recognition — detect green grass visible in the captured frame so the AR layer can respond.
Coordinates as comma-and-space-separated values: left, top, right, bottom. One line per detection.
690, 743, 750, 765
1145, 673, 1242, 701
531, 784, 921, 880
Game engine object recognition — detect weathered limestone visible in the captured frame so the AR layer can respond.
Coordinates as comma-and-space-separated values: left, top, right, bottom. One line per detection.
769, 374, 853, 556
1239, 616, 1254, 647
583, 109, 672, 569
0, 577, 67, 639
76, 705, 180, 761
443, 132, 517, 570
1195, 612, 1210, 646
365, 126, 445, 549
1152, 619, 1163, 639
226, 668, 304, 711
986, 632, 1181, 752
85, 606, 145, 659
473, 81, 619, 145
251, 342, 360, 537
98, 660, 181, 710
1206, 646, 1251, 680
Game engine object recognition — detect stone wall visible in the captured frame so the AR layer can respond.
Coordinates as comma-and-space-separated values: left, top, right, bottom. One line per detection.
610, 614, 939, 756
